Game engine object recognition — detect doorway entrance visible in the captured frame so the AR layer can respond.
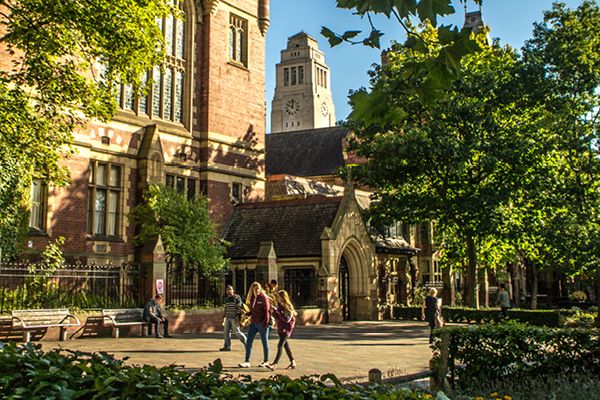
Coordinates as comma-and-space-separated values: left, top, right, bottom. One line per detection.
339, 255, 350, 321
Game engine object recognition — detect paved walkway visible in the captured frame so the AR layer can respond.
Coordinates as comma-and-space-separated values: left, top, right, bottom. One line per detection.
42, 321, 432, 383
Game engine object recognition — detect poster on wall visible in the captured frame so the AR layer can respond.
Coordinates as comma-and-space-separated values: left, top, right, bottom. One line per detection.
156, 278, 164, 294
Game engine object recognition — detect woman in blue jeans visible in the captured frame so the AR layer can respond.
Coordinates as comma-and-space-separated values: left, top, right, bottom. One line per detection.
239, 282, 271, 368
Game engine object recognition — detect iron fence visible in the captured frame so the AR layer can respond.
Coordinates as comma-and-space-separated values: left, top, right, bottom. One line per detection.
0, 261, 141, 314
166, 262, 222, 308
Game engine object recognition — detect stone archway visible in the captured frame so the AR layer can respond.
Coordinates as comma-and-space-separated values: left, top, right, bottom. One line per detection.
338, 237, 371, 320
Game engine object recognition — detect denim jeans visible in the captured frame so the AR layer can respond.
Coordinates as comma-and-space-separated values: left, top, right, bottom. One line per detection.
244, 322, 270, 362
223, 317, 247, 349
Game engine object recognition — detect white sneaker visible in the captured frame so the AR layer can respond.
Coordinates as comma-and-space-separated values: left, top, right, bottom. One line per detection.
258, 361, 269, 367
238, 361, 251, 368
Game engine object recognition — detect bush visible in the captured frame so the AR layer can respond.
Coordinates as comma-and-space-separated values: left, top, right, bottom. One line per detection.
569, 290, 588, 302
0, 343, 436, 399
431, 322, 600, 392
388, 306, 574, 327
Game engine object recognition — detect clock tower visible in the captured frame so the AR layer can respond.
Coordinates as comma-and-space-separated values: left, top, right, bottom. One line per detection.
270, 32, 336, 133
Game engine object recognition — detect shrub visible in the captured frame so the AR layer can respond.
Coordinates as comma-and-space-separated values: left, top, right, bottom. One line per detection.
431, 322, 600, 392
0, 343, 436, 399
389, 306, 567, 327
569, 290, 588, 302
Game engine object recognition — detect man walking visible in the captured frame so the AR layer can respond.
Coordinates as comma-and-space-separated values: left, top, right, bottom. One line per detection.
143, 294, 171, 338
496, 283, 512, 317
221, 285, 247, 351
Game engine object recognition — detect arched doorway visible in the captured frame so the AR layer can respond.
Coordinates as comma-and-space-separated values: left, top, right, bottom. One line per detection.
339, 255, 350, 321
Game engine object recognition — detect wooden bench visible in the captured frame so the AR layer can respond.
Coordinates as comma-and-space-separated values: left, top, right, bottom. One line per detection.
12, 309, 81, 343
102, 308, 149, 338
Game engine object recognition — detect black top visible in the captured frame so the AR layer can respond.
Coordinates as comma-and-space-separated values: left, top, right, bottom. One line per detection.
424, 295, 439, 323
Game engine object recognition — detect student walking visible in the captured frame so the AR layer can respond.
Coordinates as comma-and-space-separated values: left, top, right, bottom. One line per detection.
266, 290, 297, 371
496, 283, 512, 317
239, 282, 271, 368
220, 285, 247, 351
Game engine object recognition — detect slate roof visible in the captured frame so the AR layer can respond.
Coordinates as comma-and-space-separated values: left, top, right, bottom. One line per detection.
223, 197, 342, 260
266, 127, 350, 177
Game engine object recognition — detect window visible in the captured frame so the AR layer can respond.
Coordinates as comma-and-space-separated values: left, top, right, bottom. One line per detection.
402, 223, 411, 243
283, 68, 289, 86
166, 173, 197, 201
229, 14, 248, 66
283, 268, 317, 308
29, 179, 46, 232
420, 260, 431, 283
115, 0, 187, 124
291, 67, 297, 85
231, 182, 242, 203
87, 161, 122, 237
420, 223, 430, 244
298, 66, 304, 84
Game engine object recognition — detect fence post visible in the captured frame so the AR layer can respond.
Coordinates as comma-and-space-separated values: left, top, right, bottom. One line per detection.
140, 235, 167, 304
430, 329, 452, 395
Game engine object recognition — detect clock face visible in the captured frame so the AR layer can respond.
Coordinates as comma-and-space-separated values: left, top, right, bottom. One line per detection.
321, 102, 329, 117
285, 99, 300, 116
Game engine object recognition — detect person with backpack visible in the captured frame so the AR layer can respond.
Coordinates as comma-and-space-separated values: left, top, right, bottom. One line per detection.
220, 285, 247, 351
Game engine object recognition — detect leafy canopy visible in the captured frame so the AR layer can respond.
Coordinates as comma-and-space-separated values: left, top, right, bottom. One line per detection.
0, 0, 174, 259
130, 185, 229, 278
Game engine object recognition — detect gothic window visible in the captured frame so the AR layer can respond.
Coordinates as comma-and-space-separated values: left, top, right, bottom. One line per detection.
291, 67, 297, 85
229, 14, 248, 66
231, 182, 242, 203
29, 179, 46, 232
298, 66, 304, 84
88, 161, 122, 237
115, 0, 187, 124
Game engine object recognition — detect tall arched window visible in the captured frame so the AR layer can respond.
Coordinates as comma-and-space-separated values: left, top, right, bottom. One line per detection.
229, 14, 248, 66
116, 0, 189, 125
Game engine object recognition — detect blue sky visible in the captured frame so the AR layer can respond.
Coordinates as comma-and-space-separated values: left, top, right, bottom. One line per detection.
265, 0, 584, 131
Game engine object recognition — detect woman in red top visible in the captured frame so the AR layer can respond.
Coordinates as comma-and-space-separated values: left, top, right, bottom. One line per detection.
266, 290, 296, 370
239, 282, 271, 368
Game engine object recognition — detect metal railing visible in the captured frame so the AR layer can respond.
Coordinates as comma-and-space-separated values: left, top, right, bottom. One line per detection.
166, 262, 222, 308
0, 261, 141, 313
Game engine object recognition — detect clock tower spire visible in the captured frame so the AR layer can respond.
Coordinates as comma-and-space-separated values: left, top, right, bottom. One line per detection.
270, 32, 336, 133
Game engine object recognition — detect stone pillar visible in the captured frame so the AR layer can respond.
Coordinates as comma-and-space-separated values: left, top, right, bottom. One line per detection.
257, 241, 277, 283
140, 235, 167, 303
478, 268, 489, 307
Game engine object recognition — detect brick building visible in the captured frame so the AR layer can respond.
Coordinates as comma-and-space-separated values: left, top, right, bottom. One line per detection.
18, 0, 270, 265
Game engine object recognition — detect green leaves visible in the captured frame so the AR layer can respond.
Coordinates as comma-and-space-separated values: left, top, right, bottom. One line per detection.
0, 0, 173, 257
416, 0, 454, 26
0, 344, 437, 399
130, 185, 228, 277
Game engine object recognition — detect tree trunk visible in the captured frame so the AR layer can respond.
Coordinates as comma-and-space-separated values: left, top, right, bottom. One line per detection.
478, 267, 489, 307
466, 236, 479, 308
531, 262, 538, 310
442, 265, 455, 306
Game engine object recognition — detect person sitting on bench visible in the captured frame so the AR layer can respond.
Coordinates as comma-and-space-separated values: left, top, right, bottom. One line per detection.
143, 294, 171, 338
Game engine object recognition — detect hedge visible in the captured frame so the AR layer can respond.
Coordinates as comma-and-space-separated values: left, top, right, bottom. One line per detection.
0, 343, 436, 399
431, 322, 600, 390
389, 306, 580, 327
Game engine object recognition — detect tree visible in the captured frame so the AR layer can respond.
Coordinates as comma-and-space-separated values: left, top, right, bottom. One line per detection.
512, 0, 600, 317
130, 185, 229, 279
0, 0, 173, 259
346, 27, 544, 308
